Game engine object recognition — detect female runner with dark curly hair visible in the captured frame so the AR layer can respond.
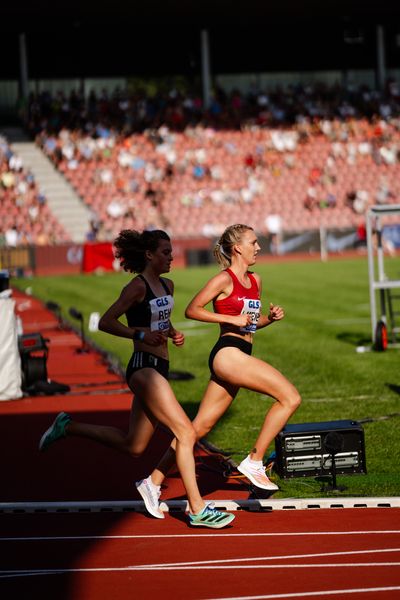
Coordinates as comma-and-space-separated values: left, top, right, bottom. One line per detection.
39, 229, 234, 529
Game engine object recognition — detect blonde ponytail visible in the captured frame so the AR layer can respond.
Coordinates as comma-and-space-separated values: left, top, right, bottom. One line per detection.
213, 224, 254, 268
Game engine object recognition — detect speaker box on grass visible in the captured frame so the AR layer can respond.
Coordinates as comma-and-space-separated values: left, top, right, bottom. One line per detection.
274, 420, 366, 479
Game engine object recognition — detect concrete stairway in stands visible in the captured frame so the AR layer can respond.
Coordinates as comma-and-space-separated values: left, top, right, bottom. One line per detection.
2, 127, 90, 243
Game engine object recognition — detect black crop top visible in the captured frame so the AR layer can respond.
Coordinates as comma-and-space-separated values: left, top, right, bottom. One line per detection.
126, 275, 174, 332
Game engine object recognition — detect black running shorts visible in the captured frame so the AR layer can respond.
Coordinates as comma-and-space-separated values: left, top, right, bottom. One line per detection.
208, 335, 252, 377
126, 351, 169, 383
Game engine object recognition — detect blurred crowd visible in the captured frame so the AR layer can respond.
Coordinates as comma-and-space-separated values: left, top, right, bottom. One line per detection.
0, 136, 70, 246
25, 79, 400, 136
1, 80, 400, 247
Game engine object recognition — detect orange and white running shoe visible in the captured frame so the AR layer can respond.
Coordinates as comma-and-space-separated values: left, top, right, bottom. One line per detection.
238, 456, 279, 491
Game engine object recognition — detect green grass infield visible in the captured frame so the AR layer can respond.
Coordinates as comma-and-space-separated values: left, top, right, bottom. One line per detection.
12, 254, 400, 499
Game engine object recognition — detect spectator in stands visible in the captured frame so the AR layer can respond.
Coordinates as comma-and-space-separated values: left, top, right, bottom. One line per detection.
353, 190, 369, 214
345, 190, 357, 211
106, 199, 125, 219
376, 177, 395, 204
325, 191, 337, 208
309, 166, 322, 185
265, 214, 283, 255
86, 214, 102, 241
5, 226, 19, 247
354, 221, 367, 250
304, 185, 318, 211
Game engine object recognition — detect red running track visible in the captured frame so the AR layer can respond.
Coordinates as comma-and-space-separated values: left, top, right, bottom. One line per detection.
1, 289, 400, 599
1, 508, 400, 599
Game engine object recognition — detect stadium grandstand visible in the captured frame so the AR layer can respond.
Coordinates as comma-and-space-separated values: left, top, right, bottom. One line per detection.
1, 1, 400, 271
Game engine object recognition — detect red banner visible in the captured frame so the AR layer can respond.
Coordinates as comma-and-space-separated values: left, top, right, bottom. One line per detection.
82, 242, 115, 273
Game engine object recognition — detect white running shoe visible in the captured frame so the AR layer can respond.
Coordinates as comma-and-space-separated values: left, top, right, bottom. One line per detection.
135, 477, 164, 519
238, 456, 279, 491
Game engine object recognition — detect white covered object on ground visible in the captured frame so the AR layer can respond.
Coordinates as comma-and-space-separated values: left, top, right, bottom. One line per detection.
0, 298, 23, 400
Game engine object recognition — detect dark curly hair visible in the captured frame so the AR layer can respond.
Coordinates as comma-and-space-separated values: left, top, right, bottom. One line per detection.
113, 229, 170, 273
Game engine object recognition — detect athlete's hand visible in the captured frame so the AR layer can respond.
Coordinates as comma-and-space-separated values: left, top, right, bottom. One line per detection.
143, 331, 168, 346
230, 314, 252, 328
170, 330, 185, 346
268, 303, 285, 322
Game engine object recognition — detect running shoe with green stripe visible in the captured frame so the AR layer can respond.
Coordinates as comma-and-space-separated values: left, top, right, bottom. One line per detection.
39, 412, 71, 451
189, 503, 235, 529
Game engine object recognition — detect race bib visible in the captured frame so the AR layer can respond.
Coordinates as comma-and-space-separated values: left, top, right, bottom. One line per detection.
149, 295, 174, 332
240, 298, 261, 333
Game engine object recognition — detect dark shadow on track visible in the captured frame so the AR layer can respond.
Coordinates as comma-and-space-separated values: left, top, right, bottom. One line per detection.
0, 410, 174, 502
0, 512, 149, 600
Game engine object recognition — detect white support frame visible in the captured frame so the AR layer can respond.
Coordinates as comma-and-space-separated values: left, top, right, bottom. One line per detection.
366, 204, 400, 344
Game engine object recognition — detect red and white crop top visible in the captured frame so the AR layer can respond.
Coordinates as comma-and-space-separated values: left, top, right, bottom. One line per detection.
213, 268, 261, 333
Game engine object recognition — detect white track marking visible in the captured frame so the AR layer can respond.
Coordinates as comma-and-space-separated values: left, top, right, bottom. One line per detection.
2, 530, 400, 542
1, 548, 400, 579
108, 547, 400, 569
306, 394, 373, 403
207, 587, 400, 599
1, 560, 400, 579
101, 561, 400, 571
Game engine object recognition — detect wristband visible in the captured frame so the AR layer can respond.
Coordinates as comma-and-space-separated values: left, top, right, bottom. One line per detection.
133, 330, 145, 341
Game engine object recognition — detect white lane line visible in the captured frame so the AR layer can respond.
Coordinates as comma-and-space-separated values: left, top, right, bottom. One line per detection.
2, 548, 400, 578
115, 547, 400, 569
2, 561, 400, 579
206, 586, 400, 599
2, 530, 400, 542
1, 562, 400, 579
128, 562, 400, 571
307, 394, 373, 403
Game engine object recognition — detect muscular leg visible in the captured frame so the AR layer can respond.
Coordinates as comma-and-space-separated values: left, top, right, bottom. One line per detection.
152, 378, 239, 486
64, 394, 157, 456
131, 368, 206, 514
213, 348, 301, 460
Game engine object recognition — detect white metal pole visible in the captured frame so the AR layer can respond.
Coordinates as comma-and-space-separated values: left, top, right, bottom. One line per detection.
376, 214, 385, 282
319, 225, 327, 262
366, 210, 377, 341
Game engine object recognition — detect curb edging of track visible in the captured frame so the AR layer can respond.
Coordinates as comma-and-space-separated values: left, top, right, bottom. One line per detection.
1, 496, 399, 514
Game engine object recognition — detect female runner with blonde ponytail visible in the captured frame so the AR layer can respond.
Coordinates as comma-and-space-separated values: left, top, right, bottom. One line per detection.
149, 223, 301, 499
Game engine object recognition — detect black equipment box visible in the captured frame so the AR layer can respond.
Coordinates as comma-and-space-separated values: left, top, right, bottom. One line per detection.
274, 420, 366, 479
18, 333, 49, 388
